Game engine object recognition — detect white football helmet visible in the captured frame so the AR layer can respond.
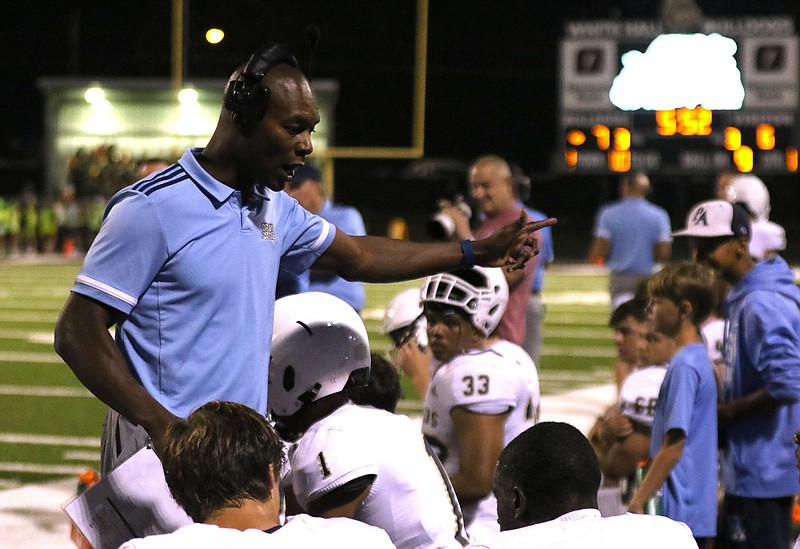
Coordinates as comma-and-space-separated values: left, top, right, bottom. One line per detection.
420, 266, 508, 337
268, 292, 371, 418
382, 287, 428, 348
723, 174, 771, 221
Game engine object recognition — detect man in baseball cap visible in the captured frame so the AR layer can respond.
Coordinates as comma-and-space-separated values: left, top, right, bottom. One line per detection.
674, 199, 800, 549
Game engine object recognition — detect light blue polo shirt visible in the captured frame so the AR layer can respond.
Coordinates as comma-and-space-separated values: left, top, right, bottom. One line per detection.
71, 148, 336, 418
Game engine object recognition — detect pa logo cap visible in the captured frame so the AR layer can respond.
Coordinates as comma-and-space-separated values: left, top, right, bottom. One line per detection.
672, 200, 751, 239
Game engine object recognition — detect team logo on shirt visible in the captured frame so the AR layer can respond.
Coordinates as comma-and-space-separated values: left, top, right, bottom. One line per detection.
261, 223, 276, 241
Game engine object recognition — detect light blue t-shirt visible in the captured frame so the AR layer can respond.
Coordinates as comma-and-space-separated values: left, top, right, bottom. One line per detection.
650, 342, 718, 537
593, 197, 671, 274
71, 148, 336, 418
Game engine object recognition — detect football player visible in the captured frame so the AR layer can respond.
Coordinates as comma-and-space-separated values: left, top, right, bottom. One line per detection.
418, 267, 541, 542
269, 292, 469, 549
383, 287, 434, 397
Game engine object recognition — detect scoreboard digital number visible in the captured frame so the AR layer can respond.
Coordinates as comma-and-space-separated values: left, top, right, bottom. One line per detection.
558, 16, 799, 175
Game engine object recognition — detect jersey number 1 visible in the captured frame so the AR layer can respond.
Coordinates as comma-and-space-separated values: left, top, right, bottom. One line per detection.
317, 451, 332, 479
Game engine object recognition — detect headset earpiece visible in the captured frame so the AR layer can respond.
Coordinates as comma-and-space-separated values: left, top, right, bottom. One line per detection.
224, 43, 300, 129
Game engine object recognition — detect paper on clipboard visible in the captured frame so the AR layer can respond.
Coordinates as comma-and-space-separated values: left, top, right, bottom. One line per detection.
62, 446, 193, 549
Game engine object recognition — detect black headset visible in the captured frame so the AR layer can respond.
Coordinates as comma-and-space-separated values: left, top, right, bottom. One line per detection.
224, 43, 300, 129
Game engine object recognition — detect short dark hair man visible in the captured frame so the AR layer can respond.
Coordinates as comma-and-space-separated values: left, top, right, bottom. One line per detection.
465, 422, 698, 548
120, 401, 395, 548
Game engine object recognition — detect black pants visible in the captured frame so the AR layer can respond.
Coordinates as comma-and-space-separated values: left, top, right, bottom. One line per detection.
717, 494, 792, 549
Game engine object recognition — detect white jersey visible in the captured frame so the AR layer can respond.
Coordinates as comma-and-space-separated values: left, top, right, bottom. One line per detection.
750, 219, 786, 261
119, 514, 396, 549
422, 341, 540, 539
617, 364, 668, 428
466, 509, 698, 549
701, 318, 725, 365
286, 402, 468, 549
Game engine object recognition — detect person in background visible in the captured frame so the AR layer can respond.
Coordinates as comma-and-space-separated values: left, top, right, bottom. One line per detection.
627, 262, 718, 548
283, 164, 367, 312
590, 309, 675, 492
382, 287, 432, 398
119, 400, 396, 549
440, 155, 541, 346
674, 199, 800, 549
606, 298, 649, 393
349, 353, 403, 414
717, 172, 786, 262
510, 163, 554, 365
466, 422, 698, 549
137, 158, 170, 179
589, 172, 672, 311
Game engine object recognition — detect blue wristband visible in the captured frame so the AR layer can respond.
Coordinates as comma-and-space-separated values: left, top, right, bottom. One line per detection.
460, 239, 475, 269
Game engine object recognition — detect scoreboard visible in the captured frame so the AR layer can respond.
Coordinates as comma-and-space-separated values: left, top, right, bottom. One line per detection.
558, 16, 799, 175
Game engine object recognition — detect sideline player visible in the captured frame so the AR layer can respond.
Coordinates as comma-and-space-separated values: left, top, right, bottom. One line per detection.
120, 401, 395, 548
418, 267, 540, 541
466, 422, 699, 548
269, 292, 469, 549
382, 287, 433, 398
591, 311, 675, 488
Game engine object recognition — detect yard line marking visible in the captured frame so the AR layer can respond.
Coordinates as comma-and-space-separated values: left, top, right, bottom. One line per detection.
0, 385, 92, 398
0, 462, 93, 475
63, 451, 100, 462
0, 352, 62, 364
0, 329, 54, 344
0, 312, 58, 323
542, 371, 611, 381
0, 433, 100, 447
544, 327, 611, 339
541, 346, 615, 358
544, 291, 609, 305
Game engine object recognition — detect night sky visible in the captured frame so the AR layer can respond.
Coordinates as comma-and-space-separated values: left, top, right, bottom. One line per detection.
3, 1, 799, 257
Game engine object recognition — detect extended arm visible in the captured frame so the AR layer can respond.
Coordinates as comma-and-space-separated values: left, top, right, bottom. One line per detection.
390, 338, 433, 398
627, 429, 685, 513
313, 213, 556, 282
54, 293, 178, 452
449, 407, 508, 502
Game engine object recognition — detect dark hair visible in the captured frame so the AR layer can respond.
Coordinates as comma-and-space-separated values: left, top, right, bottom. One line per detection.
647, 262, 718, 326
349, 353, 403, 413
609, 298, 648, 328
497, 422, 600, 523
160, 401, 285, 523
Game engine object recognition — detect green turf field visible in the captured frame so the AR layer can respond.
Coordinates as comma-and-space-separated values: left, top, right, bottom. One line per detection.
0, 260, 615, 485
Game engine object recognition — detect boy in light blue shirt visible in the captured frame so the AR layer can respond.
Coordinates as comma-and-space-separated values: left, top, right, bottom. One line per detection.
628, 262, 718, 549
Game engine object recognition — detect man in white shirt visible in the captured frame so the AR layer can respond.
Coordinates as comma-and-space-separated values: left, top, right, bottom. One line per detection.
467, 422, 698, 549
119, 400, 394, 549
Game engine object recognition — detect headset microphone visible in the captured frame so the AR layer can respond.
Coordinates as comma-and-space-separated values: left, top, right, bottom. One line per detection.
224, 43, 299, 130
